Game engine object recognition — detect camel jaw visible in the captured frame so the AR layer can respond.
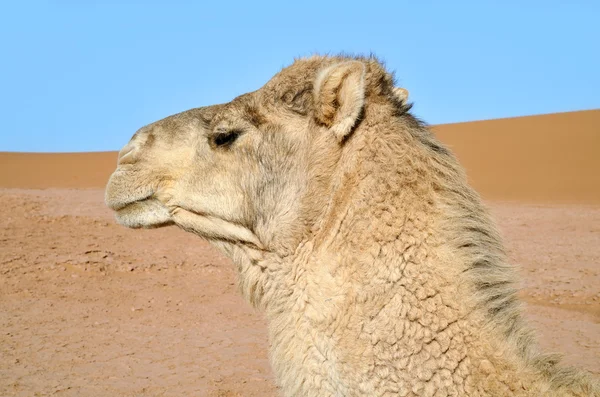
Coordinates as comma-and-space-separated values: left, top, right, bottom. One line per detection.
171, 207, 264, 250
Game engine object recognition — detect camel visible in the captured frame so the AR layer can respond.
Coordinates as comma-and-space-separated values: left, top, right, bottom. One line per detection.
105, 55, 599, 396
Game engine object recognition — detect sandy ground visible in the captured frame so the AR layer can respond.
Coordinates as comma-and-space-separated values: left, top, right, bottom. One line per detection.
0, 189, 598, 396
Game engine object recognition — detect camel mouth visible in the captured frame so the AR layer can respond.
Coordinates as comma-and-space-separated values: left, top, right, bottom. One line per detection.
111, 197, 174, 229
104, 168, 174, 229
104, 168, 158, 211
107, 193, 153, 212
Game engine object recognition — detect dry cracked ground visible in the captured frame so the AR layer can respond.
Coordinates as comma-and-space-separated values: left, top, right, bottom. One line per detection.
1, 189, 599, 396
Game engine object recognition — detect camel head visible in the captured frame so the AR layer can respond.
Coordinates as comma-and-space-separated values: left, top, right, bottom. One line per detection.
106, 55, 409, 255
104, 104, 261, 241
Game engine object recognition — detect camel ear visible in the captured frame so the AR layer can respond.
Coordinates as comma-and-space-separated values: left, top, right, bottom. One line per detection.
314, 61, 366, 142
393, 87, 409, 103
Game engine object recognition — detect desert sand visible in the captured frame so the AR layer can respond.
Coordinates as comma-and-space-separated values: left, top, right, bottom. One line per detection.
1, 109, 599, 396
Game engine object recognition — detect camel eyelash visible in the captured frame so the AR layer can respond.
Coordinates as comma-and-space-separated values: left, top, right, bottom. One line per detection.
211, 130, 242, 148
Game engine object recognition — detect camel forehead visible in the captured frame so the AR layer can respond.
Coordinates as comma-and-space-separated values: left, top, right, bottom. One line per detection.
210, 92, 268, 128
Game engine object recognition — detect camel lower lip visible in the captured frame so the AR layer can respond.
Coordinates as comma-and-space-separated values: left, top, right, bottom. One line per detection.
114, 198, 150, 212
107, 192, 154, 211
111, 197, 173, 229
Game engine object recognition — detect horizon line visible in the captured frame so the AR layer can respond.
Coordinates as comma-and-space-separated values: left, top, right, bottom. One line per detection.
2, 108, 598, 155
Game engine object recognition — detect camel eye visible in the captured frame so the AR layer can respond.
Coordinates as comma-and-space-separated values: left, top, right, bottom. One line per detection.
212, 130, 241, 148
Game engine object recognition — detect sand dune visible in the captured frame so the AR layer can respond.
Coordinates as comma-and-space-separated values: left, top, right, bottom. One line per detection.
432, 109, 600, 204
1, 109, 599, 203
0, 151, 118, 189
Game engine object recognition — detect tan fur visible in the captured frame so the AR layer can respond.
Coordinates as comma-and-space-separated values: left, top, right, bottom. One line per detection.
314, 61, 366, 141
105, 55, 599, 396
394, 87, 409, 103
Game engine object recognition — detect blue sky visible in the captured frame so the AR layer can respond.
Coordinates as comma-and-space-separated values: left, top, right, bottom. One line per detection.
1, 1, 598, 152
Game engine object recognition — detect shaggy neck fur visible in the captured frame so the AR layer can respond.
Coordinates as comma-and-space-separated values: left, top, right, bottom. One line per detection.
223, 100, 598, 397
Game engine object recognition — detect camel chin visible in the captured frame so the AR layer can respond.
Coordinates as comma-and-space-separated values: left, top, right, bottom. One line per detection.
114, 199, 173, 229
